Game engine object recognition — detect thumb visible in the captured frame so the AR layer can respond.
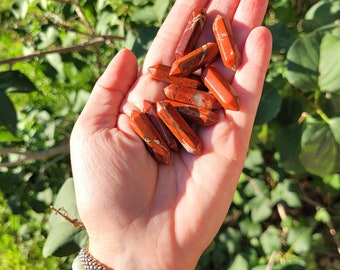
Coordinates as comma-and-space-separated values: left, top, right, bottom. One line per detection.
76, 49, 138, 133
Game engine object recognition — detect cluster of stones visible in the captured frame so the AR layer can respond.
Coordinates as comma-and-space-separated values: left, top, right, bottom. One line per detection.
130, 7, 241, 165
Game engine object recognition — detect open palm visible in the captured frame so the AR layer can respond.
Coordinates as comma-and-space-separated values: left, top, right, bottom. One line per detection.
70, 0, 272, 269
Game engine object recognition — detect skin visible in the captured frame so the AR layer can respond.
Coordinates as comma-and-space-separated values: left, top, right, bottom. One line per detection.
70, 0, 272, 269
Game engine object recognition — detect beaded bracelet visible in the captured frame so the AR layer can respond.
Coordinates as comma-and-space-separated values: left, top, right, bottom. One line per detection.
72, 246, 107, 270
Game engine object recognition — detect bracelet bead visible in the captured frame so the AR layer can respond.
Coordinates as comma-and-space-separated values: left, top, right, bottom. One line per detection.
73, 246, 107, 270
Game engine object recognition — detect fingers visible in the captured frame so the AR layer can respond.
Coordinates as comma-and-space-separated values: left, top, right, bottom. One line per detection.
234, 26, 272, 124
204, 26, 272, 161
76, 49, 138, 134
232, 0, 269, 51
143, 0, 210, 69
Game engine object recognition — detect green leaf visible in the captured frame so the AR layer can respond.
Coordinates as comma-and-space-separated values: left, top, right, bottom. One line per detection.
95, 11, 119, 35
48, 178, 79, 226
43, 222, 88, 257
218, 228, 243, 255
329, 117, 340, 144
46, 53, 65, 81
323, 173, 340, 190
302, 0, 340, 32
153, 0, 170, 22
11, 0, 29, 19
125, 26, 159, 63
319, 32, 340, 93
0, 126, 21, 142
244, 149, 264, 174
249, 194, 272, 222
286, 30, 322, 92
228, 254, 249, 270
244, 178, 269, 198
0, 91, 17, 135
43, 178, 87, 257
259, 226, 281, 255
37, 26, 59, 50
269, 22, 295, 53
271, 179, 302, 207
239, 218, 263, 238
315, 207, 331, 224
299, 117, 340, 176
131, 6, 158, 24
0, 70, 37, 93
255, 83, 282, 125
287, 226, 312, 254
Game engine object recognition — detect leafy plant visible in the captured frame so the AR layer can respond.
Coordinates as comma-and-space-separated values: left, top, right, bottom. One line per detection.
0, 0, 339, 269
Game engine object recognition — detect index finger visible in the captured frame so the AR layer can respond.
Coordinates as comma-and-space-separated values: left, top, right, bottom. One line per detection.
143, 0, 241, 70
142, 0, 209, 69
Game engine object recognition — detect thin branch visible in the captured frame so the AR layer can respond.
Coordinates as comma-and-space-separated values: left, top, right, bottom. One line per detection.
0, 35, 124, 66
43, 12, 90, 37
50, 206, 85, 230
73, 1, 95, 35
266, 250, 277, 270
0, 143, 69, 167
55, 0, 95, 35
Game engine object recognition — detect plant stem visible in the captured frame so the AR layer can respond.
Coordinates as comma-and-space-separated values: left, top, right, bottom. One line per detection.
293, 87, 331, 123
0, 35, 124, 67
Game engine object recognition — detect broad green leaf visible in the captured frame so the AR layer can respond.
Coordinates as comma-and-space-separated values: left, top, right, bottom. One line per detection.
126, 0, 149, 4
125, 26, 159, 63
11, 0, 29, 19
276, 95, 304, 126
228, 254, 249, 270
0, 126, 20, 142
153, 0, 170, 22
131, 6, 158, 24
255, 83, 282, 125
329, 117, 340, 143
46, 53, 65, 81
244, 178, 269, 198
249, 194, 272, 222
96, 0, 108, 12
323, 173, 340, 190
286, 30, 322, 92
239, 218, 263, 238
319, 32, 340, 93
0, 70, 37, 93
232, 189, 244, 205
287, 226, 312, 254
70, 89, 90, 113
259, 226, 281, 255
218, 227, 242, 254
270, 0, 298, 25
266, 167, 284, 183
44, 178, 87, 257
302, 0, 340, 32
48, 178, 80, 226
244, 149, 264, 174
271, 179, 302, 207
96, 11, 119, 35
281, 216, 294, 229
0, 92, 17, 135
332, 25, 340, 39
39, 0, 47, 10
323, 92, 340, 118
43, 222, 88, 257
37, 26, 59, 50
315, 207, 331, 224
269, 22, 295, 53
300, 118, 340, 176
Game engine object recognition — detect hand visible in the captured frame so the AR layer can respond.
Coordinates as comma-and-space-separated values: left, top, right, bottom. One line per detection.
70, 0, 272, 269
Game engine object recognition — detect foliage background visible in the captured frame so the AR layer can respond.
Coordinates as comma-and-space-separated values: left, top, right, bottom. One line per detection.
0, 0, 339, 269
